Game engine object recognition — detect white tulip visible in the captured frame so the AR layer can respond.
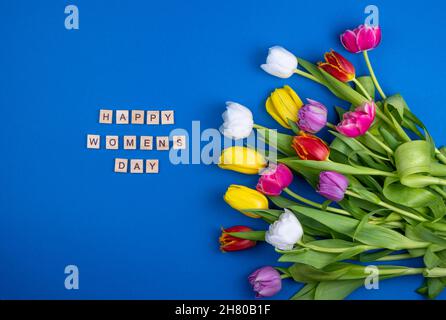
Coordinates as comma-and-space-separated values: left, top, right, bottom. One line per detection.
220, 102, 254, 140
265, 209, 303, 250
261, 46, 298, 79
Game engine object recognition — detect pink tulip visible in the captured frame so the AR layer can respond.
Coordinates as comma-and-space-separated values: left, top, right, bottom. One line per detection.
256, 164, 293, 196
340, 24, 382, 53
336, 101, 376, 138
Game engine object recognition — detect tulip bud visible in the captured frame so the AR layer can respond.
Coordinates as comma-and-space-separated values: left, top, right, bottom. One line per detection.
256, 164, 293, 196
218, 146, 267, 174
317, 171, 349, 202
266, 85, 303, 129
260, 46, 298, 79
219, 226, 257, 252
248, 266, 282, 298
265, 209, 303, 250
318, 50, 355, 82
220, 102, 254, 140
291, 132, 330, 161
297, 99, 328, 133
341, 24, 382, 54
223, 185, 269, 218
336, 101, 376, 138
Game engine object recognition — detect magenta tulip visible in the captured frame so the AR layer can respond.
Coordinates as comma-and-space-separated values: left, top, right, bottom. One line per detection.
248, 266, 282, 298
317, 171, 349, 202
336, 101, 376, 138
298, 99, 328, 133
340, 24, 382, 54
256, 164, 293, 196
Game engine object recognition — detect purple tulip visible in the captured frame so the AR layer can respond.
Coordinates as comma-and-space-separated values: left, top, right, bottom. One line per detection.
248, 266, 282, 298
298, 99, 328, 133
317, 171, 349, 202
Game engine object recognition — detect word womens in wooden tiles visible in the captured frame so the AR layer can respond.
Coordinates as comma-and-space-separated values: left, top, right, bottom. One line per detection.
86, 135, 186, 151
99, 109, 174, 125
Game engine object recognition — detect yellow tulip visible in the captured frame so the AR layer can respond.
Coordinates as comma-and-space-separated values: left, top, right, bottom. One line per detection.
224, 185, 269, 218
266, 85, 303, 129
218, 146, 267, 174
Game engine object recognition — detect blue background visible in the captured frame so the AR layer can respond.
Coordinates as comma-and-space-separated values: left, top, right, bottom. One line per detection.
0, 0, 445, 299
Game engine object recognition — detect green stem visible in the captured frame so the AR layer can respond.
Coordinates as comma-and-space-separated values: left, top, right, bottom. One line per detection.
294, 69, 322, 84
295, 241, 374, 254
365, 131, 394, 155
375, 253, 419, 261
253, 123, 268, 130
435, 149, 446, 165
352, 78, 372, 100
280, 274, 291, 279
424, 268, 446, 278
345, 190, 427, 222
283, 187, 352, 216
363, 51, 387, 99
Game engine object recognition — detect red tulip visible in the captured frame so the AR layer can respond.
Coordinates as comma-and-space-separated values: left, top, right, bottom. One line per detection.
291, 132, 330, 161
219, 226, 257, 252
318, 50, 355, 82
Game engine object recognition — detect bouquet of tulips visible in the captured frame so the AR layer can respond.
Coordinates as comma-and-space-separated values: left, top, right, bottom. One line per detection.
217, 23, 446, 300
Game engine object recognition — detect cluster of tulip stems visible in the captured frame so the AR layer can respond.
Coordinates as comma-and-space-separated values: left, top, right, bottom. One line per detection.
217, 23, 446, 300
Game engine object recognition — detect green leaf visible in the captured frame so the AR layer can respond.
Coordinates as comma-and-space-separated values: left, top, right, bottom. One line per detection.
288, 205, 427, 250
256, 128, 295, 156
424, 245, 441, 269
279, 250, 340, 269
289, 262, 418, 282
385, 94, 408, 120
414, 224, 446, 247
427, 278, 446, 299
314, 280, 364, 300
297, 58, 367, 106
383, 177, 438, 208
280, 158, 396, 177
290, 283, 317, 300
356, 76, 375, 100
378, 126, 402, 150
319, 68, 368, 106
227, 231, 265, 241
359, 249, 394, 262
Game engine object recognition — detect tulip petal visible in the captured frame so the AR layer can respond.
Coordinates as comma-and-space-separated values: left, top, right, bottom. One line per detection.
356, 26, 377, 51
341, 30, 360, 53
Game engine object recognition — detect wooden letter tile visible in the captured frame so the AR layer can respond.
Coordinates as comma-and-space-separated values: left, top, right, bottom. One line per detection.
161, 110, 174, 125
87, 134, 100, 149
146, 111, 160, 125
123, 135, 137, 150
106, 135, 119, 149
140, 136, 153, 150
130, 159, 144, 173
116, 110, 129, 124
114, 158, 128, 173
156, 136, 169, 150
172, 135, 186, 150
145, 159, 159, 173
99, 109, 113, 124
131, 110, 145, 124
